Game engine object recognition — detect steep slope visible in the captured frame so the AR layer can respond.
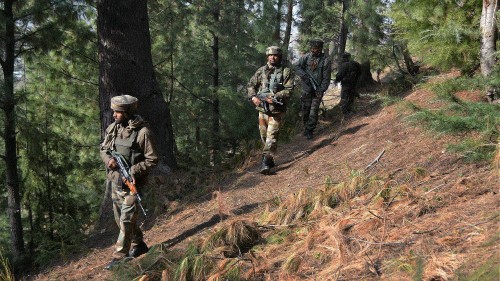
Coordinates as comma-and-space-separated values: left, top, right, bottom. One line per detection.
32, 72, 498, 280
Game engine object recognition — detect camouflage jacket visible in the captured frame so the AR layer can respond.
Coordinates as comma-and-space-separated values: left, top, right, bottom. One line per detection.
100, 115, 158, 186
335, 59, 361, 87
295, 53, 332, 93
247, 62, 294, 113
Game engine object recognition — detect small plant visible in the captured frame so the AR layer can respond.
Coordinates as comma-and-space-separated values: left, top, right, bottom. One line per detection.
282, 253, 302, 274
0, 248, 14, 281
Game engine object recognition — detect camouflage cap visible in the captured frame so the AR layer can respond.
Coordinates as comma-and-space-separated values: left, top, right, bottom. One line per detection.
265, 46, 282, 56
309, 39, 324, 48
111, 95, 138, 112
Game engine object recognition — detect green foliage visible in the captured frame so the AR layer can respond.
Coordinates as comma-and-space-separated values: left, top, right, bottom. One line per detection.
456, 255, 500, 281
348, 0, 388, 64
390, 0, 482, 72
405, 77, 499, 162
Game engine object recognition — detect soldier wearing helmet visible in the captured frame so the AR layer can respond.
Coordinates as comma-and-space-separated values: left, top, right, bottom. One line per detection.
335, 52, 361, 116
295, 38, 332, 140
247, 46, 295, 174
100, 95, 158, 269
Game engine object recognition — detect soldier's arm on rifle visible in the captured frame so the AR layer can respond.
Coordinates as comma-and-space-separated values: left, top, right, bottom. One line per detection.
274, 67, 295, 101
130, 127, 158, 179
99, 124, 116, 168
294, 56, 307, 78
247, 68, 265, 106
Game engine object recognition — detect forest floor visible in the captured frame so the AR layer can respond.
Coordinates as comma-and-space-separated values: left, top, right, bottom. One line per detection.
29, 71, 499, 281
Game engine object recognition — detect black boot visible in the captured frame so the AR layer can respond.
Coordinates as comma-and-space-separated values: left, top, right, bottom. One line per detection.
129, 241, 149, 258
260, 155, 273, 174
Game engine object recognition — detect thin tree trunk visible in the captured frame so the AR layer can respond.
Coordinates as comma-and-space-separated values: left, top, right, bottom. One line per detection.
337, 0, 349, 66
1, 0, 25, 262
282, 0, 294, 58
209, 4, 221, 166
273, 0, 283, 42
480, 0, 498, 77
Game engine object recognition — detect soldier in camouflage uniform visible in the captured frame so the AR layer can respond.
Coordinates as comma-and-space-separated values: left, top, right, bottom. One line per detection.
335, 52, 361, 116
247, 46, 295, 174
295, 39, 332, 140
100, 95, 158, 269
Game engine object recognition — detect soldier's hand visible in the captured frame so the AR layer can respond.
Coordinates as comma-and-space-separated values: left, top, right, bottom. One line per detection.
107, 158, 117, 170
251, 96, 261, 106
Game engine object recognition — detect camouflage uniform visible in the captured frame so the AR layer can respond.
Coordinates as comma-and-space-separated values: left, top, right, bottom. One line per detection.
247, 46, 294, 173
295, 39, 332, 139
335, 53, 361, 115
100, 95, 158, 265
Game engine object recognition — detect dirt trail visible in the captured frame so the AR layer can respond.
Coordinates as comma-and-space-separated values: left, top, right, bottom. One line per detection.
31, 76, 498, 280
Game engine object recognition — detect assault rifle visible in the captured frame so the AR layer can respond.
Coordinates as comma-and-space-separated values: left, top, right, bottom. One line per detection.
110, 151, 147, 216
305, 70, 323, 98
256, 89, 283, 114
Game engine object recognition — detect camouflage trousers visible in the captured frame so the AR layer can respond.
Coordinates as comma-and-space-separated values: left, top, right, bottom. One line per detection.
258, 111, 283, 156
301, 92, 322, 131
111, 181, 144, 259
339, 85, 357, 114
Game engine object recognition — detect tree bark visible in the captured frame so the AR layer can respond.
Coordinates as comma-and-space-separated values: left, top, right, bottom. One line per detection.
282, 0, 294, 59
209, 4, 221, 166
273, 0, 283, 42
359, 60, 376, 86
337, 0, 349, 67
96, 0, 177, 228
480, 0, 498, 77
1, 0, 26, 262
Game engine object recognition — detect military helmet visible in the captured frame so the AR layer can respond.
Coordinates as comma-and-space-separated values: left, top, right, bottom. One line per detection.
111, 95, 138, 113
309, 38, 324, 48
265, 46, 282, 56
341, 52, 351, 59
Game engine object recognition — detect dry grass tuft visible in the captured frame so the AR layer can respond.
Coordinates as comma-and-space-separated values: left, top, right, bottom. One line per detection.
423, 254, 463, 281
281, 253, 303, 274
202, 219, 261, 258
264, 188, 313, 225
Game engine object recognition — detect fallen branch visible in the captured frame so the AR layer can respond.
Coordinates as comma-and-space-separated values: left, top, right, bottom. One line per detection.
368, 210, 384, 220
365, 149, 385, 171
341, 233, 411, 246
412, 226, 440, 234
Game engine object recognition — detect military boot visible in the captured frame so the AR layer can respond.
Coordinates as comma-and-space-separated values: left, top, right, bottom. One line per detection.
129, 241, 149, 258
260, 155, 273, 174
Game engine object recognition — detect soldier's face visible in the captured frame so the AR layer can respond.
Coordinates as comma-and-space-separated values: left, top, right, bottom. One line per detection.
311, 47, 322, 56
267, 54, 280, 66
113, 111, 126, 124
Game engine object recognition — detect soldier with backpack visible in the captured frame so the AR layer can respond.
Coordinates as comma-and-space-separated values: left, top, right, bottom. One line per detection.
335, 52, 361, 116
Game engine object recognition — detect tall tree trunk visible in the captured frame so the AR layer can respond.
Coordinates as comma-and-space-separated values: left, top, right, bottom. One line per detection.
359, 60, 376, 86
402, 46, 419, 76
1, 0, 26, 263
273, 0, 283, 42
209, 4, 221, 166
282, 0, 294, 59
96, 0, 176, 229
480, 0, 498, 77
337, 0, 349, 66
